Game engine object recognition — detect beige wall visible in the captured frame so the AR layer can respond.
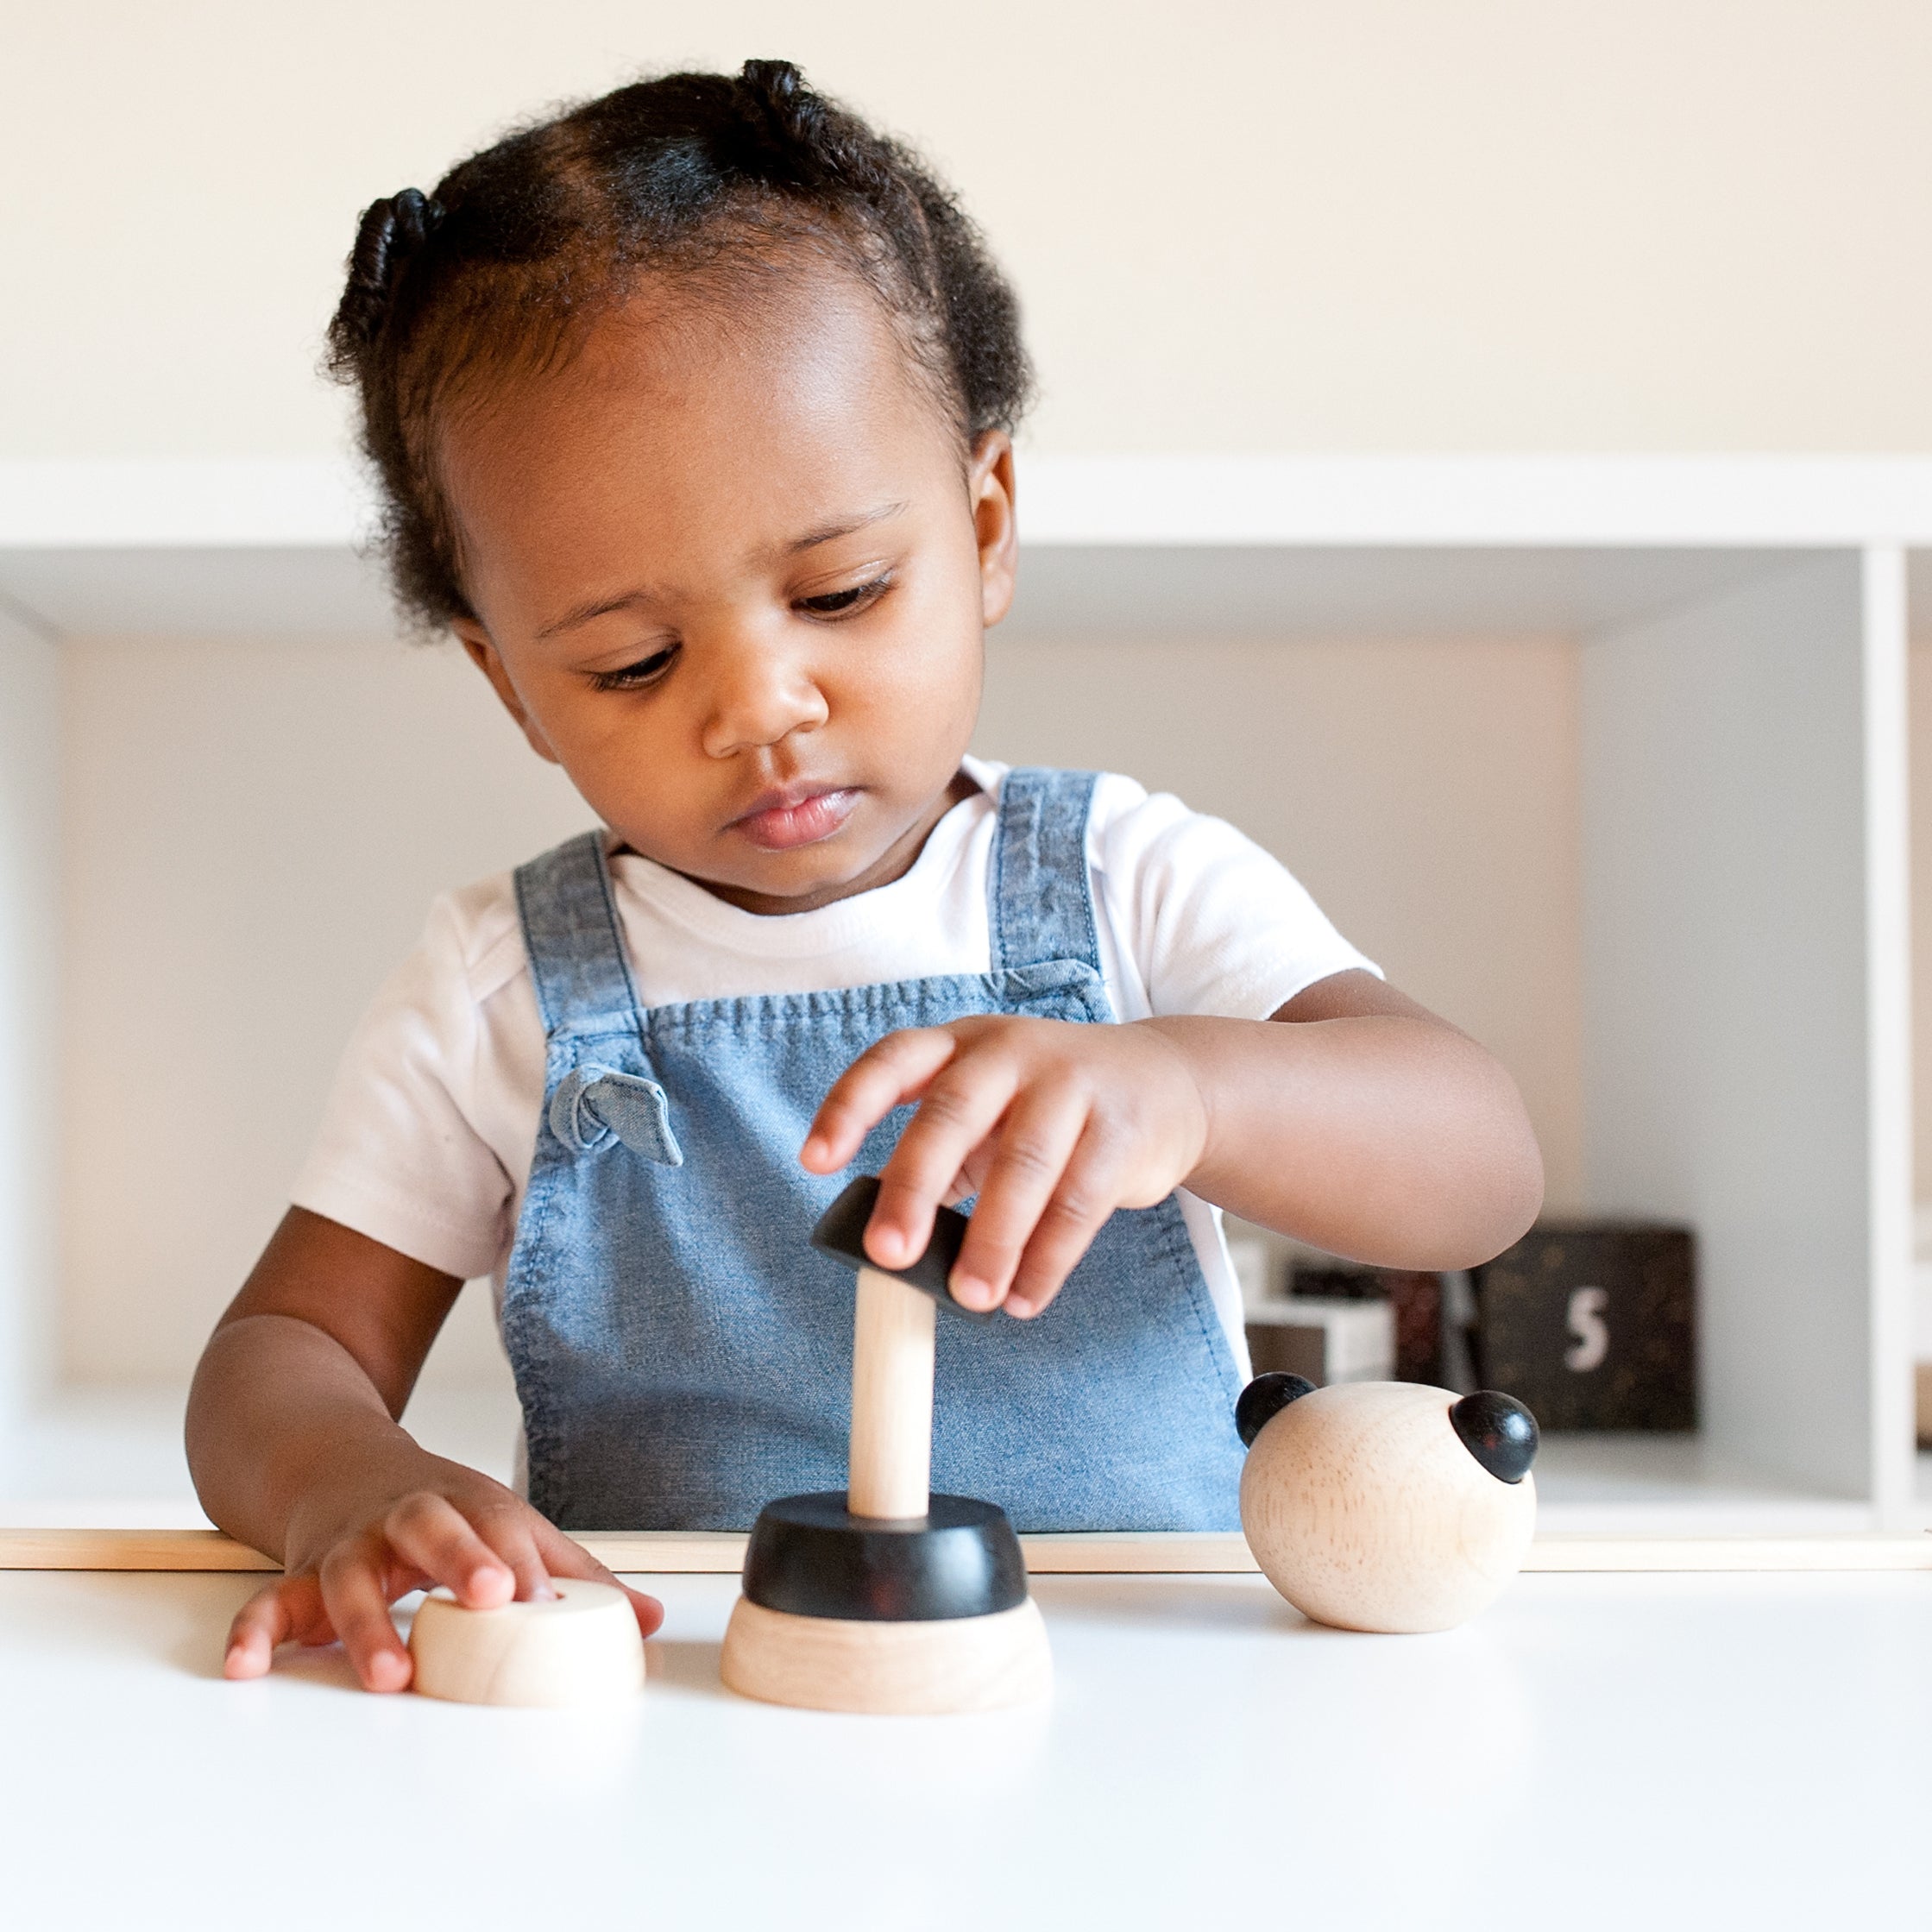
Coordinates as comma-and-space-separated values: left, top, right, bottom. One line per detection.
59, 628, 1580, 1384
6, 2, 1932, 458
58, 638, 588, 1385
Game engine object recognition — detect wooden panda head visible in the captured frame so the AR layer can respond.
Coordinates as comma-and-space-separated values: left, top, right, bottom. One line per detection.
1235, 1377, 1540, 1633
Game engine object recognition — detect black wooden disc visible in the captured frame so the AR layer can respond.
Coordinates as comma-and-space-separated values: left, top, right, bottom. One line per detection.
809, 1176, 991, 1320
741, 1492, 1029, 1621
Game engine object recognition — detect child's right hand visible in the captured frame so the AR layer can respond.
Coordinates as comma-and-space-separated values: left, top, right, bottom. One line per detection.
221, 1450, 664, 1692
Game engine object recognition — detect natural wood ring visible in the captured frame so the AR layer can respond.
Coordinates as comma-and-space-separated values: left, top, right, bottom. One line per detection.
721, 1595, 1053, 1714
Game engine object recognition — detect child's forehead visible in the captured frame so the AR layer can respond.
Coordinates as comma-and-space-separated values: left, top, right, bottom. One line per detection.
450, 266, 952, 470
438, 272, 964, 603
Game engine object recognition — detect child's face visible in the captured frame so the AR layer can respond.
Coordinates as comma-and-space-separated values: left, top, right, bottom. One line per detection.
443, 267, 1015, 915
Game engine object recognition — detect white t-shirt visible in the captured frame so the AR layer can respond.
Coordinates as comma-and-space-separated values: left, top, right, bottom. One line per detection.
293, 758, 1379, 1370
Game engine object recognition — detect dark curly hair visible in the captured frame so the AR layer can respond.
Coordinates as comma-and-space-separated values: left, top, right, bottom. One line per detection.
326, 59, 1035, 631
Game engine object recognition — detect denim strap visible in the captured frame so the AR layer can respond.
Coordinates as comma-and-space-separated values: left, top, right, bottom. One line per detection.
513, 829, 644, 1035
989, 768, 1103, 975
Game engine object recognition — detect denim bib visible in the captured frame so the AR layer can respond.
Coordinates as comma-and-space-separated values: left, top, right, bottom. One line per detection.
501, 767, 1245, 1532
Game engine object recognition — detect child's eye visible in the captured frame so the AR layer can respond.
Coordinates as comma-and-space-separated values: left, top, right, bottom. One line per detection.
796, 575, 891, 619
588, 644, 679, 692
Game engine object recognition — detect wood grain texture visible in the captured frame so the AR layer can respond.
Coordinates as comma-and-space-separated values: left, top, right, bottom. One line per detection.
0, 1528, 281, 1571
846, 1266, 936, 1520
1240, 1382, 1538, 1632
408, 1577, 645, 1708
579, 1531, 1262, 1573
3, 1526, 1929, 1574
720, 1595, 1052, 1714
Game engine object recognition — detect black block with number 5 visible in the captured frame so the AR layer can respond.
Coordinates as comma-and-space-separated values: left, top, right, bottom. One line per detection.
1473, 1224, 1696, 1431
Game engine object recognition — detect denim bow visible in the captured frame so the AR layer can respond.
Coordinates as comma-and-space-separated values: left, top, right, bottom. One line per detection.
548, 1065, 683, 1166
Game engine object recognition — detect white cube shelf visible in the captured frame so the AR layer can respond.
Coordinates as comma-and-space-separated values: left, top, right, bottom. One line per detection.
0, 455, 1922, 1528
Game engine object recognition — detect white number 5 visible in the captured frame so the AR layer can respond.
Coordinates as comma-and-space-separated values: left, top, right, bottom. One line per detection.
1565, 1287, 1609, 1372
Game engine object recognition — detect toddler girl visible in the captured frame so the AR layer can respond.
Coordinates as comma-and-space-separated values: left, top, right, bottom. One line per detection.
190, 60, 1542, 1691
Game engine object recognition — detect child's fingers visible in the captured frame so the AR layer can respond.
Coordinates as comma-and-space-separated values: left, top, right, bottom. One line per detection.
801, 1028, 960, 1175
1002, 1124, 1130, 1319
432, 1493, 562, 1606
529, 1520, 667, 1637
466, 1508, 561, 1606
866, 1051, 1026, 1276
223, 1571, 329, 1680
318, 1542, 415, 1693
381, 1493, 521, 1608
946, 1084, 1090, 1311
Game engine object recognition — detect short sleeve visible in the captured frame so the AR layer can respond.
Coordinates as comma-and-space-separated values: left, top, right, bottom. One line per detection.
1087, 775, 1381, 1022
290, 892, 517, 1282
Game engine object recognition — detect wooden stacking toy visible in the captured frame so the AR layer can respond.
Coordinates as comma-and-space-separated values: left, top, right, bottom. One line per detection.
1236, 1373, 1540, 1633
719, 1176, 1053, 1714
408, 1576, 645, 1707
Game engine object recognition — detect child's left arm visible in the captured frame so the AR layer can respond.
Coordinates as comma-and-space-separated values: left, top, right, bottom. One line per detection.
802, 970, 1542, 1318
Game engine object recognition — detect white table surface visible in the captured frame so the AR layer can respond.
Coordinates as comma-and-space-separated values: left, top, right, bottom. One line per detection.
2, 1565, 1924, 1930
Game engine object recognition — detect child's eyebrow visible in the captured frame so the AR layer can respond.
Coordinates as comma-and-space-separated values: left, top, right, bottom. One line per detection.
779, 500, 909, 557
533, 592, 664, 642
532, 502, 910, 642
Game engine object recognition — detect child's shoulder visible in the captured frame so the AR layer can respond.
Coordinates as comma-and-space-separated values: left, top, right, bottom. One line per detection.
1080, 770, 1252, 872
971, 759, 1254, 883
972, 758, 1161, 829
414, 868, 531, 1008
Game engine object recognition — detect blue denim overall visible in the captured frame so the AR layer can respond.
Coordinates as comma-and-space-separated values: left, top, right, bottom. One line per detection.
501, 767, 1246, 1532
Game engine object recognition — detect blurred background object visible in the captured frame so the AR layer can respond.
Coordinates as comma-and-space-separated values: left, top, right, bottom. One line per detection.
1475, 1224, 1697, 1431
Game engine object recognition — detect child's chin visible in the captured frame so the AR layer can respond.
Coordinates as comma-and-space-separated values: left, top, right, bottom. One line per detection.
695, 841, 886, 913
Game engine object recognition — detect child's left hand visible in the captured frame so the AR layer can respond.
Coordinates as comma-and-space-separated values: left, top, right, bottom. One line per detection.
802, 1016, 1211, 1318
802, 977, 1545, 1316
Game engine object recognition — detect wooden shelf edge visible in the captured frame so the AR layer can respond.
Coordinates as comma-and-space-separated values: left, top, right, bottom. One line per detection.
0, 1529, 280, 1571
4, 1526, 1929, 1575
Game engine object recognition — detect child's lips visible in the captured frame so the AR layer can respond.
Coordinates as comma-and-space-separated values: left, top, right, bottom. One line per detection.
729, 786, 859, 851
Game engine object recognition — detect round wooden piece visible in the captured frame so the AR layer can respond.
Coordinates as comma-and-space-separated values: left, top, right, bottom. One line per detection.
742, 1492, 1028, 1621
1239, 1381, 1537, 1633
720, 1595, 1053, 1714
408, 1577, 645, 1708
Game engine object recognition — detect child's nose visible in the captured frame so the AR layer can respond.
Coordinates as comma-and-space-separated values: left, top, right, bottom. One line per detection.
699, 638, 830, 757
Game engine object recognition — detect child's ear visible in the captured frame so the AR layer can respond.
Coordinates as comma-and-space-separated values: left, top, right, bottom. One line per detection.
451, 620, 563, 765
970, 431, 1017, 628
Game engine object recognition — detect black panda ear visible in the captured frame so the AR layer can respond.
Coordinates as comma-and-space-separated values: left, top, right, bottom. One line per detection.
1451, 1391, 1539, 1483
1235, 1373, 1318, 1447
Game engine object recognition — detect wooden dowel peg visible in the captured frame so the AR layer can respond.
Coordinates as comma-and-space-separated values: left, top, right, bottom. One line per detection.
847, 1265, 937, 1520
720, 1177, 1052, 1715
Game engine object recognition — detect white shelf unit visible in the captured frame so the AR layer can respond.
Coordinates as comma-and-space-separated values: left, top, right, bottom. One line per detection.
0, 454, 1922, 1530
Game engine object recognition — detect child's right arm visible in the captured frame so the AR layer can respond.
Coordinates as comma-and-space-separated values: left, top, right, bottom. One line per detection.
186, 1206, 661, 1691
